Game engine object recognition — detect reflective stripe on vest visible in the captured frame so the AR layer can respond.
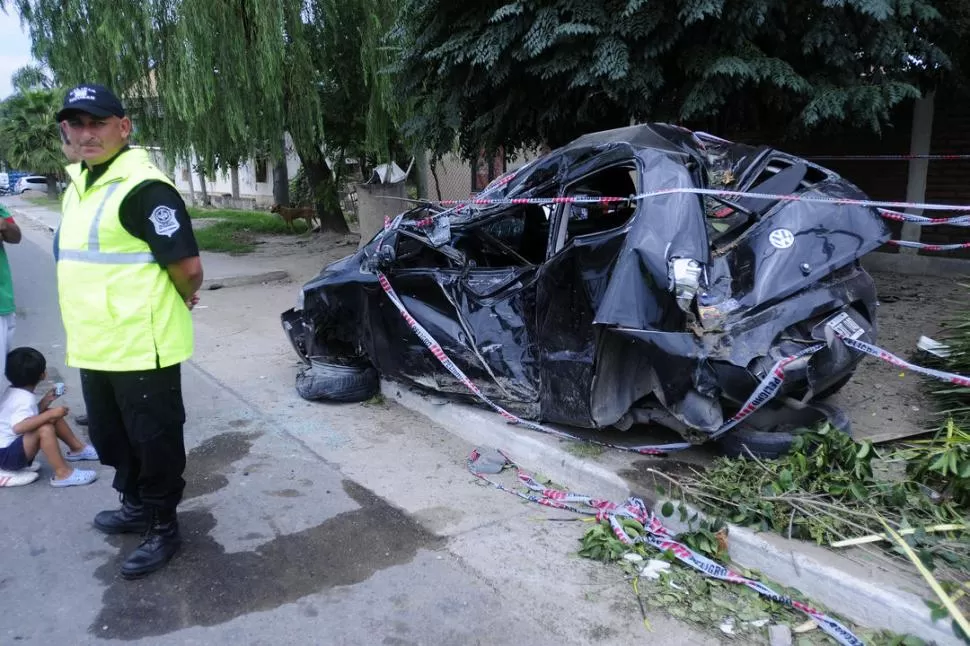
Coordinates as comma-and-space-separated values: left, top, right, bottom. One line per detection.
56, 183, 157, 264
57, 148, 193, 372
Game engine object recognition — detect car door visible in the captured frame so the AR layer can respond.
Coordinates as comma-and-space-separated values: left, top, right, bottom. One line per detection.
370, 206, 548, 406
535, 161, 641, 427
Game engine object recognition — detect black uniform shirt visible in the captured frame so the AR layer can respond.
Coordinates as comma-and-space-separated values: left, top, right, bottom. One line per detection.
82, 146, 199, 265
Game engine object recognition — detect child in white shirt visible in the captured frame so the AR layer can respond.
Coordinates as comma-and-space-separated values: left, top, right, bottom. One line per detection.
0, 347, 98, 487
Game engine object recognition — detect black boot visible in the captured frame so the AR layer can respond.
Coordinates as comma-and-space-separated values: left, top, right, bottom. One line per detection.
121, 508, 181, 579
93, 495, 150, 535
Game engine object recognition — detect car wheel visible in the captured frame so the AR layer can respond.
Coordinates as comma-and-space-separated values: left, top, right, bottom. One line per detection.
815, 372, 854, 400
295, 358, 379, 403
715, 403, 852, 459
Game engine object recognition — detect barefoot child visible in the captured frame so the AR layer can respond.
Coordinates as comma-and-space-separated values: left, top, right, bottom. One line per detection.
0, 347, 98, 487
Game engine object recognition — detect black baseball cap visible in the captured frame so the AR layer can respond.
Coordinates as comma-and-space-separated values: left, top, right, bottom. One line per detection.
56, 84, 126, 121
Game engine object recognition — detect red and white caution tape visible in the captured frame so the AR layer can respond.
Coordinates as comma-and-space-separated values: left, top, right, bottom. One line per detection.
396, 186, 970, 241
840, 337, 970, 388
390, 187, 970, 252
708, 344, 822, 440
467, 450, 865, 646
878, 209, 970, 227
376, 272, 690, 455
377, 270, 827, 453
806, 153, 970, 162
377, 265, 970, 450
426, 186, 970, 213
886, 240, 970, 252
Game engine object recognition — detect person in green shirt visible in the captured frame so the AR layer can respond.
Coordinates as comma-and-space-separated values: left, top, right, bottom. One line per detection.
0, 204, 22, 386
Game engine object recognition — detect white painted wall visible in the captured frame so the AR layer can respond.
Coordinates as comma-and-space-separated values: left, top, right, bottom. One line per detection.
161, 131, 540, 210
170, 133, 303, 208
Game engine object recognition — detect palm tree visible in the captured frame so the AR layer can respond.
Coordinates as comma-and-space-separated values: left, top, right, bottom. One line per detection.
0, 88, 65, 196
10, 64, 52, 94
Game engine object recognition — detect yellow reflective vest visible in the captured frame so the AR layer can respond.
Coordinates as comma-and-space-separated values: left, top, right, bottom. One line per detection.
57, 148, 193, 371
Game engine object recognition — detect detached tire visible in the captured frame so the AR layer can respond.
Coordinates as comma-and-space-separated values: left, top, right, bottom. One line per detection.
815, 372, 854, 400
715, 403, 852, 460
296, 359, 379, 403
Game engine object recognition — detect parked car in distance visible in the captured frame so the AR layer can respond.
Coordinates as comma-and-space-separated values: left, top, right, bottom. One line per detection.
15, 175, 49, 194
14, 175, 64, 195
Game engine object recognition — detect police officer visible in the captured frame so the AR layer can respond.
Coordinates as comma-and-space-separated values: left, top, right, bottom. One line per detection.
55, 84, 203, 578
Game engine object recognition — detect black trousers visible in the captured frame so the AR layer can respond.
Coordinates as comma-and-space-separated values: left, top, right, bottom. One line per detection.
80, 364, 186, 511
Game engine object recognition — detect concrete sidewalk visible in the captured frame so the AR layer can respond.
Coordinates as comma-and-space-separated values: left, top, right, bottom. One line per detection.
385, 384, 961, 645
2, 194, 290, 288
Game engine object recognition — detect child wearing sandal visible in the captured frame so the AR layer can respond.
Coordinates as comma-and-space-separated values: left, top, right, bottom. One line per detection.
0, 347, 98, 487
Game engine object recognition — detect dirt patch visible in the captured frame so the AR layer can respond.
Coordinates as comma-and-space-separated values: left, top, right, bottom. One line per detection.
249, 231, 360, 262
831, 270, 969, 443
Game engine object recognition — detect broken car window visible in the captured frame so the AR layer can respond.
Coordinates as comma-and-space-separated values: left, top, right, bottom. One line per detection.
394, 232, 455, 269
554, 163, 640, 251
455, 205, 549, 267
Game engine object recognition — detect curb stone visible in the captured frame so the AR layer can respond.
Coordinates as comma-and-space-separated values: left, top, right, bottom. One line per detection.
204, 271, 289, 290
9, 205, 56, 233
384, 380, 962, 646
10, 204, 291, 291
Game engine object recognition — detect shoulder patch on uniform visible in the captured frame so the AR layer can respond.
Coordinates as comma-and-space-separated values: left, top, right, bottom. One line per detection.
149, 205, 180, 238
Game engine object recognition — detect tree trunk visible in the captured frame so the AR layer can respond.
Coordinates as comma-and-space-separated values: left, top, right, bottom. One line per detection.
197, 167, 210, 206
184, 155, 197, 207
296, 145, 348, 234
429, 159, 443, 201
230, 165, 240, 199
273, 156, 289, 206
414, 148, 429, 199
45, 174, 58, 197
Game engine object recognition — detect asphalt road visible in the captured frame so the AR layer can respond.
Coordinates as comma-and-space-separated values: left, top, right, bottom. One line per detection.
0, 214, 716, 646
0, 222, 547, 645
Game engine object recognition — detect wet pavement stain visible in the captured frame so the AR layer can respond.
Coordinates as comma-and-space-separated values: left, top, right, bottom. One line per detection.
90, 479, 444, 640
182, 431, 261, 500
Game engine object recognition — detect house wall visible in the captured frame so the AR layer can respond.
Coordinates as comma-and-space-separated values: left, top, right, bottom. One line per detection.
171, 133, 303, 209
421, 148, 542, 202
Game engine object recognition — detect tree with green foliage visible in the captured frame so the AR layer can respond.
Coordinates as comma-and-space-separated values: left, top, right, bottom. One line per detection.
394, 0, 954, 159
0, 80, 64, 195
11, 0, 402, 233
931, 0, 970, 96
10, 63, 50, 93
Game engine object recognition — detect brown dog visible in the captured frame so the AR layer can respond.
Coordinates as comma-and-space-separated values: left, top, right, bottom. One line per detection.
270, 204, 319, 232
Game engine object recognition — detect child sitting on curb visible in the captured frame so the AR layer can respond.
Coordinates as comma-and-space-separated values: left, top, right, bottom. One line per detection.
0, 347, 98, 487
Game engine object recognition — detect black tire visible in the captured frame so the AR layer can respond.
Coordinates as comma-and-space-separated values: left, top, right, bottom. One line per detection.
715, 403, 852, 459
815, 372, 854, 400
295, 359, 379, 403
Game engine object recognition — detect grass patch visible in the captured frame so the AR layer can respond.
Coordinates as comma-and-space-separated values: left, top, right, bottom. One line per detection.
190, 208, 311, 254
188, 206, 269, 220
563, 441, 605, 459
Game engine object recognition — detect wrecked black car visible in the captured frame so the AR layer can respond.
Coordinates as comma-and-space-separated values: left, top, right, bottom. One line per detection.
282, 124, 889, 454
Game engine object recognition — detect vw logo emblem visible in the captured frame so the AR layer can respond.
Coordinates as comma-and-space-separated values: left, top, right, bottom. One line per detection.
769, 228, 795, 249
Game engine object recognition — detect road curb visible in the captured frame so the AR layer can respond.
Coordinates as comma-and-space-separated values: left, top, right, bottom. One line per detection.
9, 204, 291, 291
204, 270, 289, 290
384, 380, 961, 645
9, 205, 56, 233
